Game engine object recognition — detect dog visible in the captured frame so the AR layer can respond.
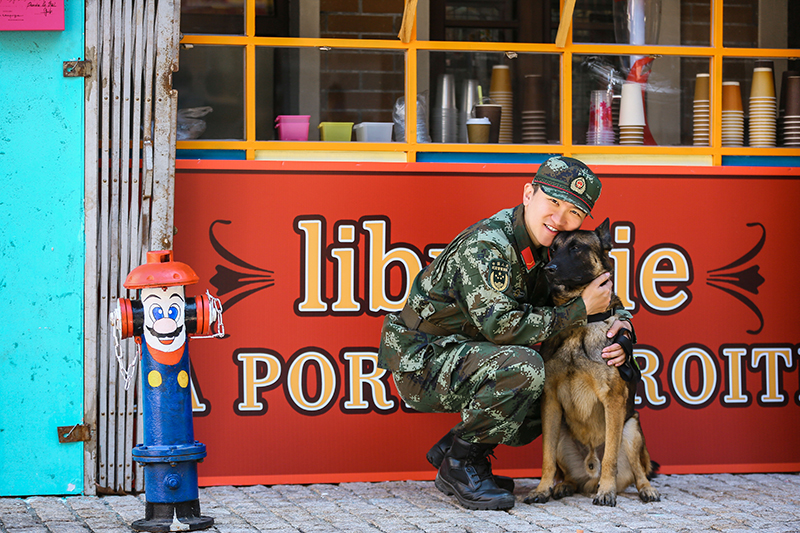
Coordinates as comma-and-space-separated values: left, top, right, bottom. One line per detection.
524, 218, 660, 507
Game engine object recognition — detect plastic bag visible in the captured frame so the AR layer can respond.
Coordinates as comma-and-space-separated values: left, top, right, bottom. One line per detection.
177, 106, 213, 140
393, 93, 431, 143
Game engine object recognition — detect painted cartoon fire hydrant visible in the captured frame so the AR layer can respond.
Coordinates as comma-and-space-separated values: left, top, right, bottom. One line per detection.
110, 250, 224, 532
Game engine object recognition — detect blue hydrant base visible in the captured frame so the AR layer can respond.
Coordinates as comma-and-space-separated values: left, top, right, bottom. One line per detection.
131, 501, 213, 532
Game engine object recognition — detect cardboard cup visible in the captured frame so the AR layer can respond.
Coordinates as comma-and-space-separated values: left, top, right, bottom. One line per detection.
722, 81, 743, 112
751, 67, 776, 98
490, 65, 512, 94
694, 73, 710, 101
523, 74, 545, 111
783, 76, 800, 117
473, 104, 502, 143
466, 117, 491, 143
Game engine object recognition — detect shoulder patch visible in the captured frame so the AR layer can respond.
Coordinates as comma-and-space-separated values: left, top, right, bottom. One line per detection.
487, 259, 511, 292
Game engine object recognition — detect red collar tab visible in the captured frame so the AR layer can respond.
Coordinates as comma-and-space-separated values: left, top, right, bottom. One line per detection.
521, 247, 536, 270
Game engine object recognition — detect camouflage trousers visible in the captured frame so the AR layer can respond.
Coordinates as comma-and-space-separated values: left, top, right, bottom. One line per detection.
392, 342, 545, 446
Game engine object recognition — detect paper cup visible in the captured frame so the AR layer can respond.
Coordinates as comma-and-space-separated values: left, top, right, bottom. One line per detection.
619, 83, 646, 126
523, 74, 545, 112
490, 65, 512, 94
466, 117, 491, 143
694, 73, 710, 101
751, 67, 776, 98
783, 76, 800, 117
722, 81, 743, 112
474, 104, 502, 143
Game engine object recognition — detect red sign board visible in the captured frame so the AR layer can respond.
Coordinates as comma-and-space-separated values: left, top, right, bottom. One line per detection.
174, 161, 800, 486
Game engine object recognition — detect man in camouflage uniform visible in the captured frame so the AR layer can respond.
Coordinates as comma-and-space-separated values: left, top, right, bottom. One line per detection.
378, 156, 634, 511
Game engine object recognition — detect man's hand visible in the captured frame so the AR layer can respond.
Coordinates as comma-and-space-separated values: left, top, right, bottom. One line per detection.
602, 319, 632, 367
581, 272, 612, 316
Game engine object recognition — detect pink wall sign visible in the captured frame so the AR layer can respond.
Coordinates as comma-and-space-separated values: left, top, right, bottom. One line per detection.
0, 0, 64, 31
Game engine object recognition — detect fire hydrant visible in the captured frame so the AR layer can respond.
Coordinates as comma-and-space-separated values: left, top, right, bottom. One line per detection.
110, 250, 224, 532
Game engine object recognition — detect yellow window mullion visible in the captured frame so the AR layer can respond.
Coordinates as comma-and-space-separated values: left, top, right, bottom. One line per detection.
406, 42, 418, 163
561, 48, 573, 157
711, 0, 723, 165
712, 0, 723, 49
244, 0, 256, 159
246, 43, 256, 160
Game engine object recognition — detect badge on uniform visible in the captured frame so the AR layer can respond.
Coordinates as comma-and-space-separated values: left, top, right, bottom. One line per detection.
487, 259, 510, 292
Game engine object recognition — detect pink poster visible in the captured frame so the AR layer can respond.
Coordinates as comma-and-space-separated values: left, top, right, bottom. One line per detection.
0, 0, 64, 31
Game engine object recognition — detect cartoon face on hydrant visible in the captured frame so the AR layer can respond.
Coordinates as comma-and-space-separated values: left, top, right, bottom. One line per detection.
111, 250, 222, 345
141, 285, 188, 364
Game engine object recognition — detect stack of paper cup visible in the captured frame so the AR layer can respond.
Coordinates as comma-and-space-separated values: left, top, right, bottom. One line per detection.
748, 66, 777, 147
721, 81, 744, 147
619, 82, 645, 145
522, 74, 546, 144
782, 75, 800, 147
586, 90, 615, 145
778, 70, 800, 145
431, 73, 458, 143
611, 94, 621, 143
693, 73, 710, 146
459, 79, 480, 143
489, 65, 514, 143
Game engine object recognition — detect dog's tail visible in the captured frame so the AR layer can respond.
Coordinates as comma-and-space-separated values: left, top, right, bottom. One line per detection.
647, 460, 661, 480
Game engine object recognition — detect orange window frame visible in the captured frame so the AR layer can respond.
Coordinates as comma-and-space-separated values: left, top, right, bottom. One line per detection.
178, 0, 800, 164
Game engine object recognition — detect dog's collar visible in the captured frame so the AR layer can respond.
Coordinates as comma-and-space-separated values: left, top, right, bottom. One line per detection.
587, 309, 613, 323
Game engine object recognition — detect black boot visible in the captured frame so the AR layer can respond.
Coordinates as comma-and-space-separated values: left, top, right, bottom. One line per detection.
427, 431, 515, 492
434, 436, 515, 510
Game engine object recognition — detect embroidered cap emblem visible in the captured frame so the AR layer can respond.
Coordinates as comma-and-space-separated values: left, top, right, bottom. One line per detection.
488, 259, 510, 292
571, 177, 586, 195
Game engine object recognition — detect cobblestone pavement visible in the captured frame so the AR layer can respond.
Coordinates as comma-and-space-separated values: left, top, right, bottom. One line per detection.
1, 473, 799, 533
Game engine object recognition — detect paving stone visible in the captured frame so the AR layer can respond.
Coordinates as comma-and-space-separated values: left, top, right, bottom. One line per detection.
0, 500, 28, 513
4, 527, 52, 533
44, 522, 91, 533
25, 498, 76, 523
0, 513, 41, 529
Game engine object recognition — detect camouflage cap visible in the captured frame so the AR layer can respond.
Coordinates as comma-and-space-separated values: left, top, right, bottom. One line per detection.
533, 156, 601, 218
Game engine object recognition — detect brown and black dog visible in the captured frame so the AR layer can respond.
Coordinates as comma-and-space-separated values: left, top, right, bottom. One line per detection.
525, 218, 660, 507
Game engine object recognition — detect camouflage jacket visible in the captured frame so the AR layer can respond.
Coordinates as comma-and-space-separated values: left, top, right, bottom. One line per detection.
378, 204, 632, 373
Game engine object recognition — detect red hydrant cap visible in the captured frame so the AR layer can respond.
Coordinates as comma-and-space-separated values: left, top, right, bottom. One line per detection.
123, 250, 200, 289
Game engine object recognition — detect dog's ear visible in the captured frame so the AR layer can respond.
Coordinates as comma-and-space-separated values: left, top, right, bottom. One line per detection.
595, 218, 613, 251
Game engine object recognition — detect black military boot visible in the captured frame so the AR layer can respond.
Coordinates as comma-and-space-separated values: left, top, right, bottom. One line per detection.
427, 430, 515, 492
434, 436, 516, 510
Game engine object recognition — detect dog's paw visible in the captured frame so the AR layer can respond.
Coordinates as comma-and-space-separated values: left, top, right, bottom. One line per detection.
552, 482, 575, 500
523, 489, 551, 504
638, 486, 661, 502
592, 490, 617, 507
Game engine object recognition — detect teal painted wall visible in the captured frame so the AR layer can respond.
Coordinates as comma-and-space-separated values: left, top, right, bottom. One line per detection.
0, 0, 85, 495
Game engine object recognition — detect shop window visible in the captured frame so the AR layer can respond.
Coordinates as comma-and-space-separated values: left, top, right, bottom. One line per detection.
429, 0, 555, 43
252, 47, 405, 141
319, 0, 405, 39
722, 0, 792, 49
174, 45, 245, 140
422, 51, 560, 144
176, 0, 800, 163
181, 0, 289, 36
